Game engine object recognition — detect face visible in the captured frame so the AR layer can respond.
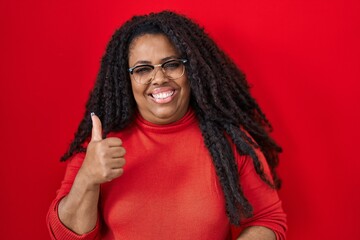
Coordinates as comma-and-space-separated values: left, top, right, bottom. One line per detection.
128, 34, 191, 125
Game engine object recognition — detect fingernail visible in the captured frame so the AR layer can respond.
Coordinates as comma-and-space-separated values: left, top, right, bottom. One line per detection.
91, 112, 95, 117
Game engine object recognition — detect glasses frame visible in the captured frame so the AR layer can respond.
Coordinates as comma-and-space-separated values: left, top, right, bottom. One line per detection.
128, 59, 188, 85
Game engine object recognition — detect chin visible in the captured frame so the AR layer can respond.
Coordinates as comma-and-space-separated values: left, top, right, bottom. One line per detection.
149, 108, 183, 124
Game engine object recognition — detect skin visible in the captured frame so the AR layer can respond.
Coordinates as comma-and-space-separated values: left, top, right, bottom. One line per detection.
57, 33, 276, 239
128, 34, 191, 125
237, 226, 276, 240
58, 114, 125, 234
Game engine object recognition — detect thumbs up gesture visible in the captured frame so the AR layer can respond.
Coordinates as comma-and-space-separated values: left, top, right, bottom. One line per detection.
79, 113, 126, 186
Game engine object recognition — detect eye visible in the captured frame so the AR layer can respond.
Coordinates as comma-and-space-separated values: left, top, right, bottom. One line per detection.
133, 65, 153, 75
163, 60, 181, 70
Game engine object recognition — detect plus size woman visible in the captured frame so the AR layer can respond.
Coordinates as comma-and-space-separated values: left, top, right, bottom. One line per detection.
47, 11, 287, 240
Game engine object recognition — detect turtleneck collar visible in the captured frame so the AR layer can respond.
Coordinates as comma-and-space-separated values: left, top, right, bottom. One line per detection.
134, 108, 196, 133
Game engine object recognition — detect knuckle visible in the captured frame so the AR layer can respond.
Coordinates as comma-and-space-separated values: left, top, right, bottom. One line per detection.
121, 148, 126, 155
119, 158, 126, 166
101, 171, 111, 180
99, 142, 108, 151
99, 151, 107, 159
116, 138, 123, 146
118, 169, 124, 177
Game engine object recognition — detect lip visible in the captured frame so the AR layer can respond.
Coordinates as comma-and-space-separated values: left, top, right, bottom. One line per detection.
148, 87, 177, 104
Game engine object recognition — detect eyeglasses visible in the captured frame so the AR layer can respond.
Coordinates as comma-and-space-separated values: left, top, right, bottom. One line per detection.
128, 59, 187, 85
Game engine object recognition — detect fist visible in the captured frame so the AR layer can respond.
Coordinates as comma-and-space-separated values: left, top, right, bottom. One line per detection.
79, 113, 126, 186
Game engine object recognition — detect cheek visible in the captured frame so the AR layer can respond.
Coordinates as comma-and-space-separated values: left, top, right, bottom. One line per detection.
181, 79, 191, 98
183, 86, 190, 99
130, 83, 146, 106
131, 80, 144, 96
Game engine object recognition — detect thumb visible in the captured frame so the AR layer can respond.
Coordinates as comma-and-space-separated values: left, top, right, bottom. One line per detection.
91, 112, 103, 141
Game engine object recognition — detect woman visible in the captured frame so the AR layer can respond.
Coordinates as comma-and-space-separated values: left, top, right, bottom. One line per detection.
47, 11, 287, 240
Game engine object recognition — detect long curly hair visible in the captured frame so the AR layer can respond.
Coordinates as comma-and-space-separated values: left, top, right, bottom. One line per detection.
61, 11, 282, 225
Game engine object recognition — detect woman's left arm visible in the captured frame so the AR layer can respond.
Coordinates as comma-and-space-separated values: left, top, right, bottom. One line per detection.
232, 146, 287, 240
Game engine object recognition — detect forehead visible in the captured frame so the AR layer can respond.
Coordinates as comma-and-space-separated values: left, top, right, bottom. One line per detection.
128, 34, 180, 64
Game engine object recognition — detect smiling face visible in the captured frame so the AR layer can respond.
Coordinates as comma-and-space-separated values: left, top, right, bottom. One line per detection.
128, 34, 191, 125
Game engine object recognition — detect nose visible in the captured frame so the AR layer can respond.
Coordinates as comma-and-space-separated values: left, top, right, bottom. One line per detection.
151, 67, 168, 85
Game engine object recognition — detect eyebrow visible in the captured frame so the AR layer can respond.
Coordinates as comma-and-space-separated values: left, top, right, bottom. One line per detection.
131, 55, 180, 67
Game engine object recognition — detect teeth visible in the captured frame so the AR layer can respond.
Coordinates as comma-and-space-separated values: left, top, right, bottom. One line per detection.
152, 91, 174, 99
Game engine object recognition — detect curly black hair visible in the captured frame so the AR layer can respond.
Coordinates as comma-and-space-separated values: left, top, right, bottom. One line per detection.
61, 10, 282, 226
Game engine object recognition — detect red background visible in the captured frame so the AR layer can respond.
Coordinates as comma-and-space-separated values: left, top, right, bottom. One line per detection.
0, 0, 359, 239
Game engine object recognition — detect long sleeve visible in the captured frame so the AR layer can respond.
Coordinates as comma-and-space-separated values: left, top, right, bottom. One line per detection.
46, 110, 287, 239
46, 152, 101, 240
231, 147, 287, 240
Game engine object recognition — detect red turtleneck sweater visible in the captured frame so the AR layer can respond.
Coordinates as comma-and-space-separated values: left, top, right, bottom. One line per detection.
47, 109, 286, 239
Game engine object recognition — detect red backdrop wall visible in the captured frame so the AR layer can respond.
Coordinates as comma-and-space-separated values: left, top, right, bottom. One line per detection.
1, 0, 359, 239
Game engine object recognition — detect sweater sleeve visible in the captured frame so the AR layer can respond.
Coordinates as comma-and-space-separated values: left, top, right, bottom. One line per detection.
46, 152, 101, 240
231, 147, 287, 240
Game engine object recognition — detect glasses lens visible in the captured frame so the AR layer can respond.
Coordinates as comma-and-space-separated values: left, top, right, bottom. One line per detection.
163, 60, 185, 80
131, 60, 186, 84
132, 65, 154, 84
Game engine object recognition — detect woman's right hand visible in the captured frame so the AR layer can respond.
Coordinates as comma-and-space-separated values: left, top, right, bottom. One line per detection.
79, 113, 126, 189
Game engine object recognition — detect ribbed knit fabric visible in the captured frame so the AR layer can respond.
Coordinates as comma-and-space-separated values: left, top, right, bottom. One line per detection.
47, 109, 286, 240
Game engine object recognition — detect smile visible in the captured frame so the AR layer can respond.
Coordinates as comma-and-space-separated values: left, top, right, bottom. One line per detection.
149, 90, 176, 103
151, 90, 175, 99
